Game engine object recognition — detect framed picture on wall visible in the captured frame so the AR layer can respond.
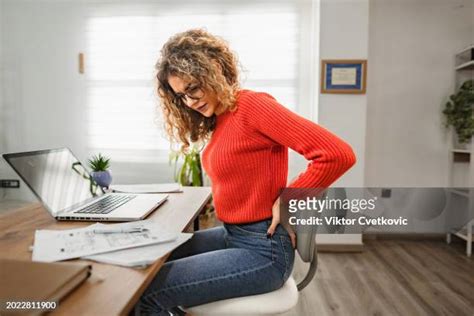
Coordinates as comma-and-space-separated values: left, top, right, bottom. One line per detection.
321, 59, 367, 94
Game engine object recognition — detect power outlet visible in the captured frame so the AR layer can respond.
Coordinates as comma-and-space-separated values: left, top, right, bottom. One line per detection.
0, 179, 20, 188
381, 188, 391, 198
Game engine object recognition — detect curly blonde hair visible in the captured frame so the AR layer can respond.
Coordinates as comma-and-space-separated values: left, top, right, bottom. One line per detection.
156, 29, 240, 151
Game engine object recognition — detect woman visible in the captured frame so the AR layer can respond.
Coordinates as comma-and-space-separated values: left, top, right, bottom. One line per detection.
137, 28, 356, 315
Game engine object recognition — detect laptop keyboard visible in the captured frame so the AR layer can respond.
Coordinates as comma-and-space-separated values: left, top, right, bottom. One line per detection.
74, 195, 136, 214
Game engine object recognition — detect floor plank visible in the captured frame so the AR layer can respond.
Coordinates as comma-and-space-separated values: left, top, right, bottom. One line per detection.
283, 240, 474, 316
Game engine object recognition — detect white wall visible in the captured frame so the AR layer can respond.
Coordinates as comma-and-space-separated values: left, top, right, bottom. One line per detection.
318, 0, 473, 188
365, 0, 474, 187
316, 0, 472, 236
317, 0, 369, 245
1, 1, 87, 201
0, 0, 6, 200
319, 0, 369, 187
0, 0, 3, 152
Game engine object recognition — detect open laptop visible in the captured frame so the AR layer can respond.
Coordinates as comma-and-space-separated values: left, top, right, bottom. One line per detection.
3, 148, 168, 221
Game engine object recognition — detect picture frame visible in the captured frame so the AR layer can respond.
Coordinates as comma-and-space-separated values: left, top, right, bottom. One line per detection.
321, 59, 367, 94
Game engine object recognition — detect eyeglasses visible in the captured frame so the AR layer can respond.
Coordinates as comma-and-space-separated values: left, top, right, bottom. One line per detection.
173, 84, 205, 106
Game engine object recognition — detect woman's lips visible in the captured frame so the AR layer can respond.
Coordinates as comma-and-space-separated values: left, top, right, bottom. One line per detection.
196, 103, 208, 113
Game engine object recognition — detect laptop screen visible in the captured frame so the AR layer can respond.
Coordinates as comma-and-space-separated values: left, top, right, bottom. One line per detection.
3, 148, 104, 215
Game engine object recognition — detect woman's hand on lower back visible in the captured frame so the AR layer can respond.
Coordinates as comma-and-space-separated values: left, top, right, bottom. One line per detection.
267, 197, 296, 249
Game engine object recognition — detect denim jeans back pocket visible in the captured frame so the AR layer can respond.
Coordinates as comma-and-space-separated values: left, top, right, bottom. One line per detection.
225, 222, 274, 262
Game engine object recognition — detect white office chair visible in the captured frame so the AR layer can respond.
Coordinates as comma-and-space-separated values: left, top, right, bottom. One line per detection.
184, 192, 322, 316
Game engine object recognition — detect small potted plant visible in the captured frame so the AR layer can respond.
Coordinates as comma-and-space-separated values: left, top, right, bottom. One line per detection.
88, 153, 112, 188
443, 79, 474, 149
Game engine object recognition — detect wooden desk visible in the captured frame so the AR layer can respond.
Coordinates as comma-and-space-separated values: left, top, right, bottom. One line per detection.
0, 187, 212, 316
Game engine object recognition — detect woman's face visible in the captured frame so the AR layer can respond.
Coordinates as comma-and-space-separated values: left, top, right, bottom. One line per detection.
168, 75, 219, 117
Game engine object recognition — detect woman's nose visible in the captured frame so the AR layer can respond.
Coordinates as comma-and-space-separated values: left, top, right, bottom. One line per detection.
184, 96, 199, 108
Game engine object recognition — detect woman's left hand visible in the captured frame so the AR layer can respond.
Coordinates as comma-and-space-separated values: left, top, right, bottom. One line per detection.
267, 197, 296, 249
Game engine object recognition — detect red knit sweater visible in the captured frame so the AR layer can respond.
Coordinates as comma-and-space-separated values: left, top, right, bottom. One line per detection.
202, 89, 356, 224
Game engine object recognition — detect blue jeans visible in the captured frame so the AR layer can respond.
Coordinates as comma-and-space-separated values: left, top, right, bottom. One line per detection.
135, 219, 295, 315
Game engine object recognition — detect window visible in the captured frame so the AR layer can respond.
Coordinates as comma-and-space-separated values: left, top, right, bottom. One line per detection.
85, 1, 316, 163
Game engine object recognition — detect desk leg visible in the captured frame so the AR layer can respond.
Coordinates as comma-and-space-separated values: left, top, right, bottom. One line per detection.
193, 216, 200, 231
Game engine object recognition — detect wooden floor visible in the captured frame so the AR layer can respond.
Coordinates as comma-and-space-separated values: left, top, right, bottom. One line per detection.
283, 239, 474, 316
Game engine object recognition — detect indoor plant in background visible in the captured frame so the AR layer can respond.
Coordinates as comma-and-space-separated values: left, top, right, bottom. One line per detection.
88, 153, 113, 188
169, 145, 204, 187
169, 144, 215, 227
443, 79, 474, 149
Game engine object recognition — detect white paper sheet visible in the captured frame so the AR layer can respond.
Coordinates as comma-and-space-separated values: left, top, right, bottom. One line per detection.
110, 183, 182, 193
84, 233, 193, 267
32, 220, 177, 262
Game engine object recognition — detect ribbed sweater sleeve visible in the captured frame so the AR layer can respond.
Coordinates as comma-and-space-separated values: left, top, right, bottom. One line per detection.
236, 91, 356, 189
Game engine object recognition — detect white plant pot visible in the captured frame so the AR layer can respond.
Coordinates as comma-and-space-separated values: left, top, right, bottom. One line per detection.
453, 132, 471, 150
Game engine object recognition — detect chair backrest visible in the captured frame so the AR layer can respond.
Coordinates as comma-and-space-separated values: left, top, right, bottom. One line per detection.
295, 191, 327, 291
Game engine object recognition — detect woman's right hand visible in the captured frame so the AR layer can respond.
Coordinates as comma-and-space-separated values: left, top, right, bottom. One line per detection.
267, 197, 296, 249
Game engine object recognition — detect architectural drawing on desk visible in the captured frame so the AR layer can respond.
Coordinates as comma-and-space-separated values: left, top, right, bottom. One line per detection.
104, 231, 159, 247
61, 230, 97, 254
32, 222, 177, 262
61, 229, 159, 254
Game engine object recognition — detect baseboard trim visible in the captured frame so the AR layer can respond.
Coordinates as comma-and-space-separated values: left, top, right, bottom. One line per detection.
317, 243, 364, 252
363, 232, 445, 241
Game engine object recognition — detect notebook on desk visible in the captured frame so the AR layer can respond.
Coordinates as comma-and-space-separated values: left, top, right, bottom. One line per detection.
110, 183, 183, 194
0, 259, 91, 314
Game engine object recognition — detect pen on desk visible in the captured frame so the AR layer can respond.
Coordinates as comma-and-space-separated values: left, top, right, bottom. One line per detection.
92, 227, 148, 234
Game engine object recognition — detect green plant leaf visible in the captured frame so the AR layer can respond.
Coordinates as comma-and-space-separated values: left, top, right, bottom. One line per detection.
88, 153, 111, 171
191, 163, 201, 187
442, 79, 474, 144
168, 144, 205, 186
